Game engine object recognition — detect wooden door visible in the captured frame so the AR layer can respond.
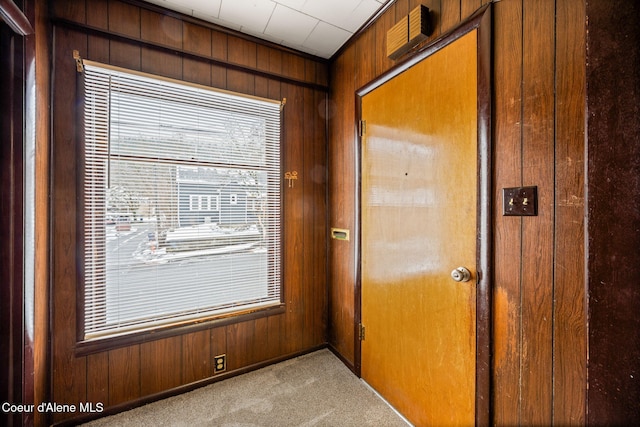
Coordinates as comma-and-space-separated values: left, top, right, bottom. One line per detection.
359, 27, 488, 426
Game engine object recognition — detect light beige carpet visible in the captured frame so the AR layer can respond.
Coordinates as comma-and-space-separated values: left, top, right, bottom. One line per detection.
83, 349, 410, 426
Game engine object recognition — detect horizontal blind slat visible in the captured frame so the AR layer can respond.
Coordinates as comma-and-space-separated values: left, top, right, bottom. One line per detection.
82, 63, 281, 339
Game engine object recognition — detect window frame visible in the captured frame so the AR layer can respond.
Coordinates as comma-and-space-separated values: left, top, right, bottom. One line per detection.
75, 61, 285, 354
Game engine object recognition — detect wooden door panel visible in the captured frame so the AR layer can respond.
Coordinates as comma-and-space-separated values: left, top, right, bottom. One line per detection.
361, 31, 478, 426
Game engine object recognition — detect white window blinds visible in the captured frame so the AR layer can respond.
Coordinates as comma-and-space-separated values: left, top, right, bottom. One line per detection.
82, 62, 282, 340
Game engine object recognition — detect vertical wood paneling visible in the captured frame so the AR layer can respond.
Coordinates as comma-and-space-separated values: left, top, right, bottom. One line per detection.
108, 346, 140, 406
140, 9, 182, 48
51, 0, 85, 22
86, 353, 109, 407
108, 39, 141, 70
182, 331, 211, 384
303, 85, 316, 350
282, 81, 306, 355
328, 0, 588, 425
461, 0, 481, 20
49, 0, 328, 423
107, 0, 139, 38
355, 29, 376, 89
211, 30, 228, 61
328, 43, 356, 365
183, 22, 211, 57
226, 321, 254, 371
226, 69, 255, 94
140, 336, 183, 396
87, 0, 109, 63
395, 0, 410, 20
491, 0, 523, 424
183, 57, 212, 86
554, 0, 586, 424
313, 89, 328, 347
521, 1, 555, 423
441, 0, 461, 32
227, 35, 256, 68
50, 25, 88, 425
374, 5, 396, 76
142, 46, 182, 79
283, 52, 305, 82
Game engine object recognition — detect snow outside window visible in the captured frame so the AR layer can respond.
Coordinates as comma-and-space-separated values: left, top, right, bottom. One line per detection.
81, 62, 282, 340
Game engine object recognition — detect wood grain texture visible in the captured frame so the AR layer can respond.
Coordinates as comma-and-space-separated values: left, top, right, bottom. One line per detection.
108, 346, 141, 406
86, 353, 109, 406
328, 0, 588, 425
140, 336, 183, 396
554, 0, 587, 424
107, 0, 140, 38
328, 43, 357, 365
440, 0, 461, 33
461, 0, 482, 20
42, 0, 594, 424
491, 0, 522, 424
49, 0, 328, 423
182, 331, 211, 385
50, 25, 89, 425
521, 1, 555, 423
282, 81, 305, 355
361, 32, 478, 425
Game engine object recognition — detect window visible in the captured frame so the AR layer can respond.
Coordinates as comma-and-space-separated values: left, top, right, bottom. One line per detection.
189, 194, 219, 212
81, 62, 282, 341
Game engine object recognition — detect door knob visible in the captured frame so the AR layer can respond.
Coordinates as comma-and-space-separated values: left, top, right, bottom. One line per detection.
451, 267, 471, 282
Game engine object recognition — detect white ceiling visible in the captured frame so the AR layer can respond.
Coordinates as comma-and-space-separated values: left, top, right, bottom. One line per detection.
141, 0, 392, 59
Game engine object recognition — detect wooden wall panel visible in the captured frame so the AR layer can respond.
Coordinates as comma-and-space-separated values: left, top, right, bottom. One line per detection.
48, 0, 328, 423
282, 81, 306, 355
521, 1, 555, 423
50, 25, 88, 425
328, 43, 357, 365
182, 331, 211, 385
491, 0, 522, 424
108, 346, 141, 406
140, 336, 183, 396
553, 1, 586, 423
328, 0, 588, 425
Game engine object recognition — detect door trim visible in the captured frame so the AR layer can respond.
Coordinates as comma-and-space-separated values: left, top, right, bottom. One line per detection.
354, 4, 492, 425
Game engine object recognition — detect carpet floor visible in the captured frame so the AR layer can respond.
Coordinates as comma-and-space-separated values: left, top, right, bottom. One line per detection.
83, 349, 410, 426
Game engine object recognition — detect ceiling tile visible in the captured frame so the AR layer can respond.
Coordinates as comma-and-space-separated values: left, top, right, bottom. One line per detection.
264, 5, 319, 46
178, 0, 222, 16
190, 14, 241, 31
144, 0, 196, 17
273, 0, 307, 8
140, 0, 392, 59
219, 0, 276, 34
345, 0, 384, 32
303, 21, 351, 58
301, 0, 362, 30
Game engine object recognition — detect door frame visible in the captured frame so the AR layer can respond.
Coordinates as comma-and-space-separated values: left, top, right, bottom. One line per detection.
354, 4, 492, 425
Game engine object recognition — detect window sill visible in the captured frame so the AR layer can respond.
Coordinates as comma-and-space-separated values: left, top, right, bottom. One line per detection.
75, 302, 285, 357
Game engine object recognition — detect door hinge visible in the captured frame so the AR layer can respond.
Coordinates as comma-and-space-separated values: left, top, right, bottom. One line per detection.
358, 120, 366, 137
358, 323, 365, 341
